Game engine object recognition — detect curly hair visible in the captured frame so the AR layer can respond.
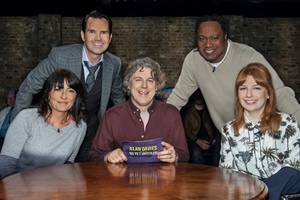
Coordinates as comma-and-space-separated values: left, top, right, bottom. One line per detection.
123, 57, 166, 97
195, 14, 230, 38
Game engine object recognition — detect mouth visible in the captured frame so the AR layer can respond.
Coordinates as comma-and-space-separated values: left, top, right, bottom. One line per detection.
58, 101, 68, 104
138, 91, 149, 95
245, 100, 257, 104
205, 49, 214, 54
93, 41, 104, 46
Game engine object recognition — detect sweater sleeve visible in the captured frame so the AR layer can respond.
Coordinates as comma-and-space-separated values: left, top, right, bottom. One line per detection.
1, 110, 31, 159
0, 155, 18, 179
167, 52, 199, 110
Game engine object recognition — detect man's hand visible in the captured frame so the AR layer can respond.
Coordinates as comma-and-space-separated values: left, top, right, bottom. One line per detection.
105, 148, 127, 163
196, 139, 211, 150
157, 141, 177, 163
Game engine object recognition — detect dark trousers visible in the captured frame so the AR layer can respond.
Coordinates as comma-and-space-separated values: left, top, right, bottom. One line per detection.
188, 141, 209, 165
263, 167, 300, 200
75, 119, 99, 162
188, 133, 221, 166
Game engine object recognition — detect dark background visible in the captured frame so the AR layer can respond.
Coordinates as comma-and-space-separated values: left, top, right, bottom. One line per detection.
1, 0, 300, 17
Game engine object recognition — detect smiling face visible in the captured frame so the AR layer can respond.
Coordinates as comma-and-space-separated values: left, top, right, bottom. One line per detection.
197, 21, 228, 63
129, 67, 157, 112
238, 75, 269, 121
81, 17, 112, 64
48, 79, 77, 114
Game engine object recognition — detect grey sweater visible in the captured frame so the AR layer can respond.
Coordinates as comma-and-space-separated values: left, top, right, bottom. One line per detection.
0, 108, 87, 179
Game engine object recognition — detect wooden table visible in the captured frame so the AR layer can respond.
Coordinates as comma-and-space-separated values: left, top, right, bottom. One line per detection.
0, 162, 268, 200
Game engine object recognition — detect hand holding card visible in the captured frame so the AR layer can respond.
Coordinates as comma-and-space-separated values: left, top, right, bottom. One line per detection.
122, 138, 163, 163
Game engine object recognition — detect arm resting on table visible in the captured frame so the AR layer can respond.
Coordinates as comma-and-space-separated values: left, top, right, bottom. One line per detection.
0, 155, 18, 179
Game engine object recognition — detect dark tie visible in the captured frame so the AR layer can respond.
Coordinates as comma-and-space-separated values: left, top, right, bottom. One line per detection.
84, 61, 101, 93
0, 107, 13, 137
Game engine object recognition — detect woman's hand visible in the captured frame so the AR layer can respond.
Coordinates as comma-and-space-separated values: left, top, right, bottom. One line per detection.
105, 148, 127, 163
157, 141, 177, 163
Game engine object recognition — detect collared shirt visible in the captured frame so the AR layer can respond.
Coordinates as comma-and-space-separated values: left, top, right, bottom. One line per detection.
220, 112, 300, 179
210, 39, 231, 68
82, 46, 103, 81
89, 99, 190, 162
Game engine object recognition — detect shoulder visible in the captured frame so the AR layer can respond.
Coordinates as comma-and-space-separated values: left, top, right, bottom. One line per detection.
11, 108, 40, 127
51, 44, 82, 51
184, 48, 205, 62
230, 41, 256, 52
230, 41, 265, 59
72, 120, 87, 137
0, 107, 11, 115
221, 120, 234, 134
103, 101, 128, 117
279, 112, 298, 124
17, 108, 39, 118
50, 44, 83, 56
78, 119, 87, 130
103, 51, 121, 64
155, 101, 180, 115
183, 105, 196, 116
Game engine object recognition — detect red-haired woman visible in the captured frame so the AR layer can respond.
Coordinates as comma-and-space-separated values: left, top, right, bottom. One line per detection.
219, 63, 300, 199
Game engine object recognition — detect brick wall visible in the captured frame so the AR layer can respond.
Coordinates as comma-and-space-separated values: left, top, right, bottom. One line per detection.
0, 15, 299, 109
0, 16, 38, 107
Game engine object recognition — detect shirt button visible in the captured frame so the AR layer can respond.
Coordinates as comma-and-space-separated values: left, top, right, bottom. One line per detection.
137, 109, 139, 111
139, 119, 142, 122
141, 135, 144, 138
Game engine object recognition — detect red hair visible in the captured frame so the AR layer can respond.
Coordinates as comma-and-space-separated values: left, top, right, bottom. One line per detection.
232, 63, 281, 136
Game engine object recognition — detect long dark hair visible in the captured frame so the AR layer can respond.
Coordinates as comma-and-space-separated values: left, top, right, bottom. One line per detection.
38, 69, 88, 125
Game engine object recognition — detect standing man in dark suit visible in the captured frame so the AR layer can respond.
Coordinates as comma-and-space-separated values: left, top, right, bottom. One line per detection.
11, 11, 126, 162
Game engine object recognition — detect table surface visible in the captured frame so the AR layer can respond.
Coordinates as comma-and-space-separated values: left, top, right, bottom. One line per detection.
0, 162, 268, 200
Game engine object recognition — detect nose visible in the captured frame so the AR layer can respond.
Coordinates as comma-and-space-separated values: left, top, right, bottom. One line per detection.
141, 80, 147, 88
61, 90, 67, 99
246, 89, 252, 97
205, 39, 212, 47
96, 33, 102, 40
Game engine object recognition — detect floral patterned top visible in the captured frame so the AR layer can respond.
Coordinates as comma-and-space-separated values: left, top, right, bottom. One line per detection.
219, 112, 300, 179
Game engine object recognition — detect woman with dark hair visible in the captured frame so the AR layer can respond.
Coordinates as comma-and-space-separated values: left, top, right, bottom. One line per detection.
219, 63, 300, 199
0, 69, 87, 179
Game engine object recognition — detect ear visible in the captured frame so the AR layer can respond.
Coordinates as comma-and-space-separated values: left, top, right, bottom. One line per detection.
109, 34, 113, 43
128, 82, 131, 90
225, 33, 228, 41
80, 30, 85, 42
